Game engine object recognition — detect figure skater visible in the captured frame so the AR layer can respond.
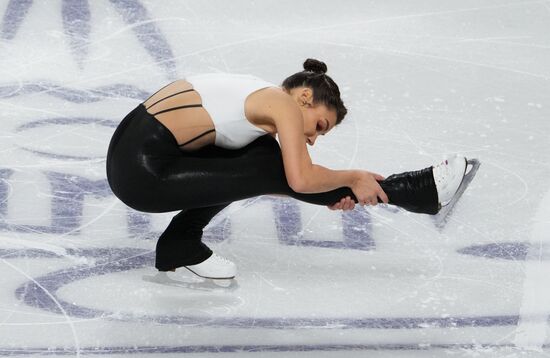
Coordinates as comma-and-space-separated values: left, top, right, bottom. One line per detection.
106, 59, 475, 281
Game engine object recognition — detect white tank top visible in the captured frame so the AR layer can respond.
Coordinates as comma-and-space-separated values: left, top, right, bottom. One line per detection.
186, 73, 276, 149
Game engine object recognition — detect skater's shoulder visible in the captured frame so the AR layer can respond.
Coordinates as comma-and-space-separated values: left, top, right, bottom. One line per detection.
246, 86, 300, 120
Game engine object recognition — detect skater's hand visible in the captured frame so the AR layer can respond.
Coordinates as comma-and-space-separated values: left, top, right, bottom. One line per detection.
327, 196, 355, 211
351, 171, 389, 206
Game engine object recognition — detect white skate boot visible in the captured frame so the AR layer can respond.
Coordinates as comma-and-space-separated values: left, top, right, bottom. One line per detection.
143, 253, 237, 289
185, 253, 236, 280
432, 155, 481, 227
432, 155, 467, 206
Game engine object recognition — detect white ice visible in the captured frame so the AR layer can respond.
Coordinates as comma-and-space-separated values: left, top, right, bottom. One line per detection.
0, 0, 549, 357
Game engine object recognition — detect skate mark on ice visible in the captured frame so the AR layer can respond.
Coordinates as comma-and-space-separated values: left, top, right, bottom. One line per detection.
1, 258, 82, 357
3, 248, 537, 330
312, 40, 550, 81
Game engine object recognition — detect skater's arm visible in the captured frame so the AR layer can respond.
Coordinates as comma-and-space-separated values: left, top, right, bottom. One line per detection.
305, 164, 389, 205
248, 88, 388, 204
249, 88, 354, 192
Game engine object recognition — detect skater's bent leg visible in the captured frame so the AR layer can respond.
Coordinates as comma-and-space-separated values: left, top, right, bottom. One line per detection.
155, 203, 229, 271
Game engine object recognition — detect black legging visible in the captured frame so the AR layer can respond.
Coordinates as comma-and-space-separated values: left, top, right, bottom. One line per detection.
106, 104, 438, 271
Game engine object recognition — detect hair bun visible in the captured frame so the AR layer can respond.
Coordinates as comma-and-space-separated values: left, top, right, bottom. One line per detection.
303, 58, 327, 74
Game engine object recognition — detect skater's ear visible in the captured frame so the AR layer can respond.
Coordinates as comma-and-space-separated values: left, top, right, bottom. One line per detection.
298, 87, 314, 107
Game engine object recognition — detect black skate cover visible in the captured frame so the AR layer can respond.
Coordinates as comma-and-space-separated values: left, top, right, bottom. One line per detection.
380, 166, 439, 215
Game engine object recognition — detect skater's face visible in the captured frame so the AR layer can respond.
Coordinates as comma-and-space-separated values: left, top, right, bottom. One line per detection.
294, 87, 337, 146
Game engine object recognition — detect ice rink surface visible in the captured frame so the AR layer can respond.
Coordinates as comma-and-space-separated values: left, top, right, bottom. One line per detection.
0, 0, 549, 356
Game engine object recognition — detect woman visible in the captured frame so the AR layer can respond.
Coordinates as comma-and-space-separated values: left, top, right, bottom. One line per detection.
106, 59, 466, 281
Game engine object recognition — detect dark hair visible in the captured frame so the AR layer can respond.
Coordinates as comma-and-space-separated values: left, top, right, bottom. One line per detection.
282, 59, 347, 124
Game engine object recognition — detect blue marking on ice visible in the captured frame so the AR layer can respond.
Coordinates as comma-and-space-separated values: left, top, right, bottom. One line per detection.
4, 247, 521, 331
1, 342, 548, 356
458, 242, 530, 261
109, 0, 177, 79
62, 0, 91, 69
0, 82, 150, 102
0, 0, 32, 40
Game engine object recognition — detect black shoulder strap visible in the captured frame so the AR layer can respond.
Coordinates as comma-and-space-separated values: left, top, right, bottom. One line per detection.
152, 104, 203, 116
178, 129, 216, 148
146, 89, 196, 110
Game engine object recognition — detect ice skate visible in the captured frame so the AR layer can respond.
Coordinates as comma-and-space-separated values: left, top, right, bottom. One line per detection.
148, 252, 237, 288
432, 156, 481, 227
143, 271, 239, 290
173, 252, 237, 287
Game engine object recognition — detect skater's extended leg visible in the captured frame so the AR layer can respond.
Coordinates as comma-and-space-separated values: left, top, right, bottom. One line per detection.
145, 135, 442, 215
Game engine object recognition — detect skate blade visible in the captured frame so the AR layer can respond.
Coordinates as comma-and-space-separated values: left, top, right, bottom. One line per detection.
183, 266, 237, 283
143, 272, 239, 291
433, 158, 481, 229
